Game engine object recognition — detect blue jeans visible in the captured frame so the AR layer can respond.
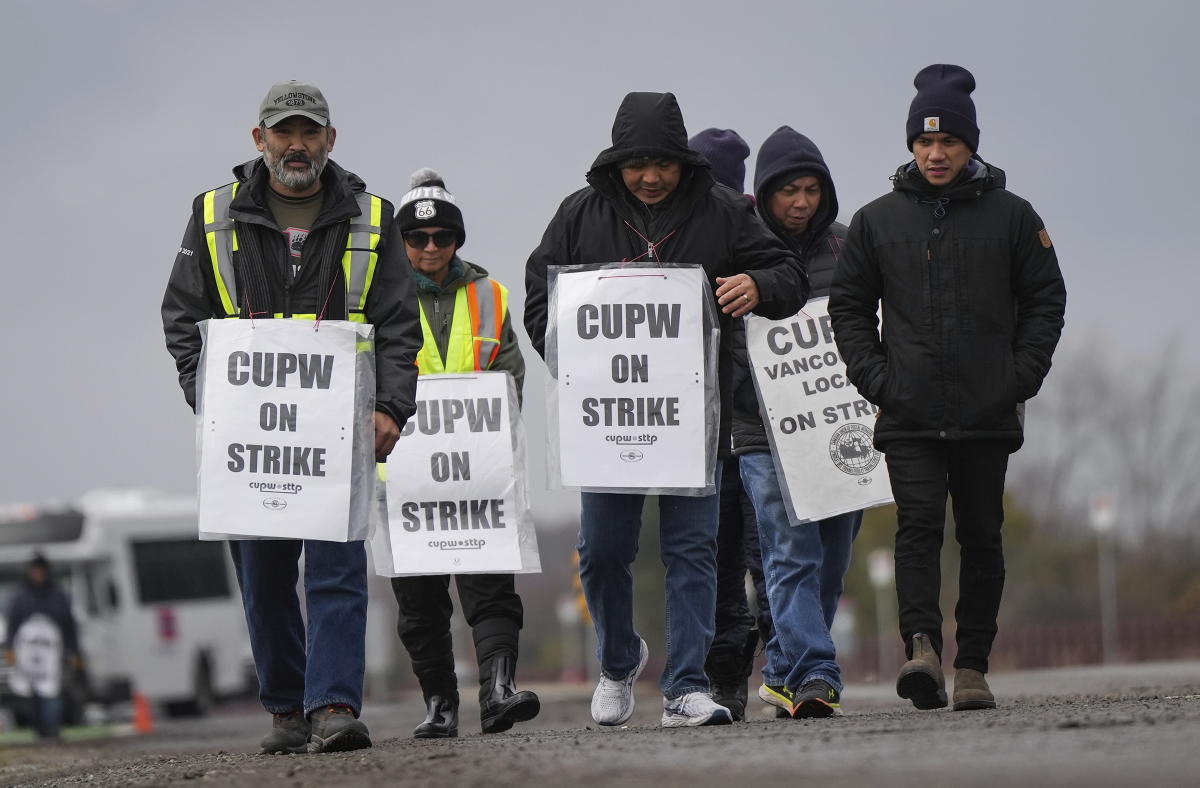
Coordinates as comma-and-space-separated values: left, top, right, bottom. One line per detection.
27, 693, 63, 740
578, 465, 722, 700
229, 540, 368, 717
739, 451, 862, 692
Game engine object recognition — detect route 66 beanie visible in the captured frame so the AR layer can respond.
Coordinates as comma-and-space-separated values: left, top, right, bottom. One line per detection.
397, 168, 466, 247
688, 128, 750, 192
906, 64, 980, 152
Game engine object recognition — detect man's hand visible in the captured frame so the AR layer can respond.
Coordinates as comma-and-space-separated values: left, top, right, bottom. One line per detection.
715, 274, 760, 318
2, 649, 13, 666
374, 411, 401, 461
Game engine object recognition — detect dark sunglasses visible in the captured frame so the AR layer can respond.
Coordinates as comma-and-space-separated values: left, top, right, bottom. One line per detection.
403, 229, 457, 249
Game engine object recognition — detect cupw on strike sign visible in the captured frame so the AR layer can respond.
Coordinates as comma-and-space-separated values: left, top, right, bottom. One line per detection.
552, 266, 711, 490
380, 372, 539, 575
196, 319, 375, 541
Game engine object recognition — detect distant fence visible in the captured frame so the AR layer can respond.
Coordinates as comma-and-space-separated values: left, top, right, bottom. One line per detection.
842, 614, 1200, 681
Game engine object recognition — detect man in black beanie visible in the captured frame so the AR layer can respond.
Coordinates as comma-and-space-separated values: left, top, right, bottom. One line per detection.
829, 64, 1066, 712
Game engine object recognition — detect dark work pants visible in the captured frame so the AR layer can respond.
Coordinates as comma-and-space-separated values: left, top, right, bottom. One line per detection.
884, 439, 1010, 673
709, 456, 772, 668
390, 573, 523, 700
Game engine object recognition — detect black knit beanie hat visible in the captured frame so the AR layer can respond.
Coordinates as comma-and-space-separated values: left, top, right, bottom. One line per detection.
688, 128, 750, 192
906, 64, 980, 152
397, 168, 466, 248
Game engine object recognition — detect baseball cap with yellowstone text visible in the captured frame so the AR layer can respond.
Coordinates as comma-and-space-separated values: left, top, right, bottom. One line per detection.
259, 80, 330, 128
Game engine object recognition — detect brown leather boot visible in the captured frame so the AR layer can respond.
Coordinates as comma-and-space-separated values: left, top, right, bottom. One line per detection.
896, 633, 947, 710
952, 668, 997, 711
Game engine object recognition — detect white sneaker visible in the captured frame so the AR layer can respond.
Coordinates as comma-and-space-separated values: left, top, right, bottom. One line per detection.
661, 691, 733, 727
591, 638, 649, 726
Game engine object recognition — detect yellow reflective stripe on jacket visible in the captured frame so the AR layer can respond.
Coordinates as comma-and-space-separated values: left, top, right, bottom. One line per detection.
205, 186, 380, 320
415, 279, 509, 375
202, 183, 240, 317
343, 194, 383, 318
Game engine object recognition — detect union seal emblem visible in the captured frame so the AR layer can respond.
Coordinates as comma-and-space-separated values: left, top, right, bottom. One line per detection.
829, 423, 880, 476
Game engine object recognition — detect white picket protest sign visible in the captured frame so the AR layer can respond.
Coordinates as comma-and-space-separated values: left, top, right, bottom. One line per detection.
9, 614, 63, 698
195, 319, 377, 541
745, 296, 893, 523
545, 263, 719, 494
373, 372, 540, 576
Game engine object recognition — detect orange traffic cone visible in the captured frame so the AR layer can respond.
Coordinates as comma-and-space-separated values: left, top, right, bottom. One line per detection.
133, 691, 155, 734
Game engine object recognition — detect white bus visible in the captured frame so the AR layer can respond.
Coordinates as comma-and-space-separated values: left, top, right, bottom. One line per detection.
0, 489, 254, 721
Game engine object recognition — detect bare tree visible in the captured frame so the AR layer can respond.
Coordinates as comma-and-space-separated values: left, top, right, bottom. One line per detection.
1010, 333, 1200, 543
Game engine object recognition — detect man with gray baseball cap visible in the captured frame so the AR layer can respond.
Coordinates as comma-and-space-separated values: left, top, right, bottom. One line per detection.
162, 80, 422, 754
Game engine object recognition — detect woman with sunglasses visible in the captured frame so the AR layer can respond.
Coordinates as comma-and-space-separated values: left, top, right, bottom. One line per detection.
389, 169, 538, 739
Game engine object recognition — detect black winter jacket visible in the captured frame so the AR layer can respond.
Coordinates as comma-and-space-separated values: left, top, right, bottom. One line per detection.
828, 159, 1066, 450
4, 580, 78, 656
524, 92, 808, 456
731, 126, 846, 454
162, 159, 422, 427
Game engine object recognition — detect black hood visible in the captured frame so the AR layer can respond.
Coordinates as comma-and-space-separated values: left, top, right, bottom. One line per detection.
588, 92, 709, 175
753, 126, 839, 252
584, 92, 714, 233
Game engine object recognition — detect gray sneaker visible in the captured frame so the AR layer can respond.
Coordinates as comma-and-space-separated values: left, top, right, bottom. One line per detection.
260, 711, 310, 755
307, 705, 372, 753
591, 638, 649, 726
662, 692, 733, 727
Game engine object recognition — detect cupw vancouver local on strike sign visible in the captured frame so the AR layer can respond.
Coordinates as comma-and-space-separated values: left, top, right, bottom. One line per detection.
745, 297, 893, 522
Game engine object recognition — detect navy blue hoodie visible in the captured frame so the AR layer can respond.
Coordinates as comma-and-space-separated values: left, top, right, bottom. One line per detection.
753, 126, 845, 297
731, 127, 847, 454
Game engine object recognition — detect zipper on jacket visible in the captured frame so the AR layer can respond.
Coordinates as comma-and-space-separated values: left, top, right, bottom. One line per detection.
283, 239, 294, 318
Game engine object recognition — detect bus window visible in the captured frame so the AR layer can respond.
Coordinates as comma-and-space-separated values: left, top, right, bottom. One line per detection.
131, 540, 232, 604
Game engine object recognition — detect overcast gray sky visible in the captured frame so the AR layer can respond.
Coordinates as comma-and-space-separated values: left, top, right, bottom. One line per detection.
2, 0, 1197, 520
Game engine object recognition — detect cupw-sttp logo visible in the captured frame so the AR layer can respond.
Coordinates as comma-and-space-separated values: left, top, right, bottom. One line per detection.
829, 423, 880, 475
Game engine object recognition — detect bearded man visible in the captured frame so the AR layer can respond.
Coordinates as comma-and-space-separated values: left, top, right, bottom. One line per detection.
162, 80, 421, 753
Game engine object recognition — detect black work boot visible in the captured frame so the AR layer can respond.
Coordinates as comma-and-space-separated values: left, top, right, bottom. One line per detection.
896, 633, 948, 710
260, 710, 310, 754
706, 630, 757, 722
479, 653, 540, 734
413, 693, 459, 738
308, 704, 372, 753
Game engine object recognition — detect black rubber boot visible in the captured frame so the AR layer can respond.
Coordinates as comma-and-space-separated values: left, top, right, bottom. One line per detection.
479, 653, 540, 734
413, 693, 459, 738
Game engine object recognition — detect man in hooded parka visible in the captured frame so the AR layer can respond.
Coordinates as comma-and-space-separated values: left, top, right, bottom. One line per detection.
725, 126, 863, 719
524, 91, 808, 727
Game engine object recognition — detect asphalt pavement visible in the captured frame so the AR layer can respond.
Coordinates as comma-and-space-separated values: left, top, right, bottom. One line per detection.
2, 660, 1198, 787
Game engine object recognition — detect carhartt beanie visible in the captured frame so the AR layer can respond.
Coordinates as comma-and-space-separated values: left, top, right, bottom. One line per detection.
688, 128, 750, 192
906, 64, 980, 152
397, 168, 466, 248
